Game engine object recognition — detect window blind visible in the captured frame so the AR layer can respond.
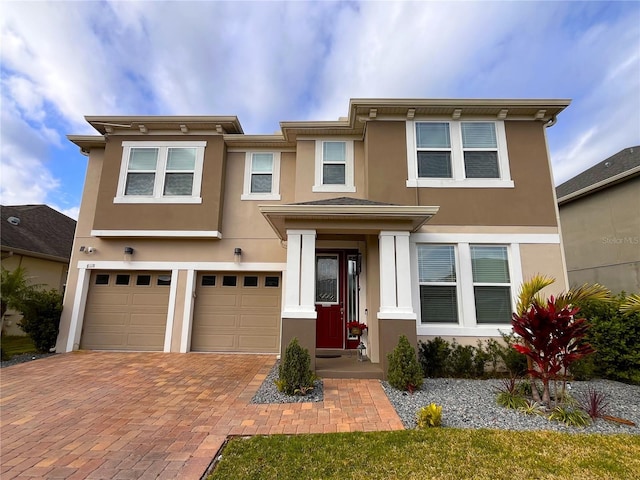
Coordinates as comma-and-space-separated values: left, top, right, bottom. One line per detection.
461, 123, 497, 148
471, 246, 510, 283
416, 123, 450, 148
418, 245, 456, 282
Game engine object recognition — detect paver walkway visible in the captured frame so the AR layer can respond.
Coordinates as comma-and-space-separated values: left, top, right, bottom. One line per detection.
1, 351, 403, 479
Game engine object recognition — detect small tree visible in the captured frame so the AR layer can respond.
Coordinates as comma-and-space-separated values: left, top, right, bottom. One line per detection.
276, 338, 314, 395
18, 289, 63, 352
387, 335, 423, 392
512, 297, 593, 407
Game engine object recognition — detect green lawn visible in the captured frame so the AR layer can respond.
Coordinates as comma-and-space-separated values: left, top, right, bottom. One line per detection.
0, 335, 37, 359
208, 429, 640, 480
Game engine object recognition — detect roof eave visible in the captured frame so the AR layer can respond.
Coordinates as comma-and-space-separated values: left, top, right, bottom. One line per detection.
558, 165, 640, 205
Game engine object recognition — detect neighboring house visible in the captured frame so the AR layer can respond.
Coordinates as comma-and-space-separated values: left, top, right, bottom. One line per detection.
1, 205, 76, 335
557, 146, 640, 294
55, 98, 570, 376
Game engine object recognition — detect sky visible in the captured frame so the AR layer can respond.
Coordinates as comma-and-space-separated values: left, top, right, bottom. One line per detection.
1, 0, 639, 220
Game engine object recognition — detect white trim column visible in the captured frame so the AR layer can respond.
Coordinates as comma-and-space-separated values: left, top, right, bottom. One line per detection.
66, 267, 91, 352
378, 231, 416, 320
283, 229, 317, 319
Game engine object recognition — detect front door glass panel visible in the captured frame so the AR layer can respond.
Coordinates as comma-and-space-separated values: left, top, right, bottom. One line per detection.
316, 255, 339, 303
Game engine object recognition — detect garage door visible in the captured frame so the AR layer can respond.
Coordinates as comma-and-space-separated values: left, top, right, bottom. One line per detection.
80, 271, 171, 351
191, 272, 281, 352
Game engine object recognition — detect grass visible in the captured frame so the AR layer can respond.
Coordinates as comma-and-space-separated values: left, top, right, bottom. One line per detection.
208, 429, 640, 480
0, 335, 37, 359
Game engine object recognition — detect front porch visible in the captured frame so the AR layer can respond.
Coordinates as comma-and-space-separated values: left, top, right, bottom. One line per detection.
315, 349, 384, 379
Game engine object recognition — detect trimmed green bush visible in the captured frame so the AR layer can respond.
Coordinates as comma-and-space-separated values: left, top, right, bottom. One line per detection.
576, 293, 640, 385
418, 337, 450, 377
276, 338, 315, 395
17, 289, 62, 353
387, 335, 423, 391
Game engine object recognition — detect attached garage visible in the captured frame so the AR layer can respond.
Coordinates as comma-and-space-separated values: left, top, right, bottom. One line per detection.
80, 271, 171, 351
191, 272, 281, 353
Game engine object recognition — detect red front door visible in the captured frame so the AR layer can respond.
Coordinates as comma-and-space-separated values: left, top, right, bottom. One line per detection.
315, 253, 344, 348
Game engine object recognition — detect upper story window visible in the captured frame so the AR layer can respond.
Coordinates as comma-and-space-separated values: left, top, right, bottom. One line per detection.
313, 140, 355, 192
115, 141, 206, 204
241, 151, 281, 200
406, 120, 513, 188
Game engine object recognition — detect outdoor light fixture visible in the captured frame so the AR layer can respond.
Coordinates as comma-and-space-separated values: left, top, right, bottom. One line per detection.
124, 247, 134, 255
357, 342, 367, 362
234, 247, 242, 262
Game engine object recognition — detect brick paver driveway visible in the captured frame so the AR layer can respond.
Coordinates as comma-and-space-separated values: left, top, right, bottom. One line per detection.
1, 352, 403, 479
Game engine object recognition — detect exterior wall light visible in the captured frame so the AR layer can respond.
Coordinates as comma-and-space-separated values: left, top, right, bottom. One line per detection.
234, 247, 242, 262
124, 247, 134, 255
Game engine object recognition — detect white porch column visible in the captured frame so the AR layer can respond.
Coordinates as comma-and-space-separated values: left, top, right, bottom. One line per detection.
378, 231, 416, 319
283, 229, 317, 318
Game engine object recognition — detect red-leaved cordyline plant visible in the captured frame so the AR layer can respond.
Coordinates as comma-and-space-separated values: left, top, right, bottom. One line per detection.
511, 296, 594, 408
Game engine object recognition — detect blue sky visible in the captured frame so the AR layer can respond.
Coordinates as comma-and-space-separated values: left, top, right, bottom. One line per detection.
1, 1, 639, 219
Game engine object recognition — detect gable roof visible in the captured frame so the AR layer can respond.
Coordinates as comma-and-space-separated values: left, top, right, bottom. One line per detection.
556, 146, 640, 204
1, 205, 77, 262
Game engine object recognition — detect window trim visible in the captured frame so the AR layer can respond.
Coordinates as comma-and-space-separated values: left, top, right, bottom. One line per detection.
115, 141, 206, 204
411, 237, 521, 336
313, 140, 356, 192
406, 120, 513, 188
241, 151, 281, 200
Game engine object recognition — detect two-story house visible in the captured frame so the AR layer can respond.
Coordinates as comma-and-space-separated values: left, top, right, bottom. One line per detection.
55, 98, 570, 375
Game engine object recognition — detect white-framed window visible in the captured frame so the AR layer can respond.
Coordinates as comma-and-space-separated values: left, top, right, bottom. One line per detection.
470, 245, 512, 324
406, 120, 513, 188
115, 141, 206, 203
241, 151, 281, 200
417, 245, 459, 323
313, 140, 355, 192
411, 236, 521, 336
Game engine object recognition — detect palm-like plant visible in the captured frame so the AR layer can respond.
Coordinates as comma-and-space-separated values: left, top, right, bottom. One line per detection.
512, 275, 610, 406
1, 266, 30, 318
620, 293, 640, 314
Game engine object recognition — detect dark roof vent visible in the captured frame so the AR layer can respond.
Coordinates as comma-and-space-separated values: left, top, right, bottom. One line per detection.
7, 216, 20, 226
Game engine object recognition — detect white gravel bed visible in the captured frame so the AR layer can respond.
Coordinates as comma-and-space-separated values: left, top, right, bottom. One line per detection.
0, 352, 56, 368
251, 361, 324, 404
381, 378, 640, 434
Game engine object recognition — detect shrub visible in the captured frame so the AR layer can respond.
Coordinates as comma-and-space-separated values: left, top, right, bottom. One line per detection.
576, 294, 640, 385
416, 403, 442, 428
548, 405, 591, 427
568, 355, 597, 381
17, 289, 62, 353
578, 387, 610, 419
418, 337, 450, 377
276, 338, 314, 395
387, 335, 423, 392
448, 340, 475, 378
495, 377, 528, 410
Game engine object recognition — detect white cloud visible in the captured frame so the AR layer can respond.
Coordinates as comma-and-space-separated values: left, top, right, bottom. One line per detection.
0, 0, 638, 211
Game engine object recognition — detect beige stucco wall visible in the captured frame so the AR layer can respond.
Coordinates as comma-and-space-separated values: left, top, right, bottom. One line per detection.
2, 254, 69, 336
559, 178, 640, 293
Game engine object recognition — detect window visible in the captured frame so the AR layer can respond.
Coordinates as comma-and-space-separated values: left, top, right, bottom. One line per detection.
417, 245, 458, 323
157, 275, 171, 286
313, 140, 355, 192
471, 245, 512, 323
462, 123, 499, 178
201, 275, 216, 286
115, 274, 130, 286
222, 275, 237, 287
416, 123, 452, 178
243, 276, 259, 287
136, 275, 151, 286
265, 276, 280, 288
241, 152, 281, 200
95, 274, 109, 285
406, 121, 512, 187
115, 141, 206, 203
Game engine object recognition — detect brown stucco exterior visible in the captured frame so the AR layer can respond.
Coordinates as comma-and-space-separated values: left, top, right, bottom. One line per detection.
58, 99, 570, 376
92, 135, 226, 232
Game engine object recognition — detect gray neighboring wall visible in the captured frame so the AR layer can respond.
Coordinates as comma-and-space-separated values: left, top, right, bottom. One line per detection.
557, 147, 640, 294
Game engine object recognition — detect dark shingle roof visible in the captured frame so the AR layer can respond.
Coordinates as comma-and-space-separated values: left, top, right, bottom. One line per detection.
1, 205, 76, 261
556, 146, 640, 199
292, 197, 395, 206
